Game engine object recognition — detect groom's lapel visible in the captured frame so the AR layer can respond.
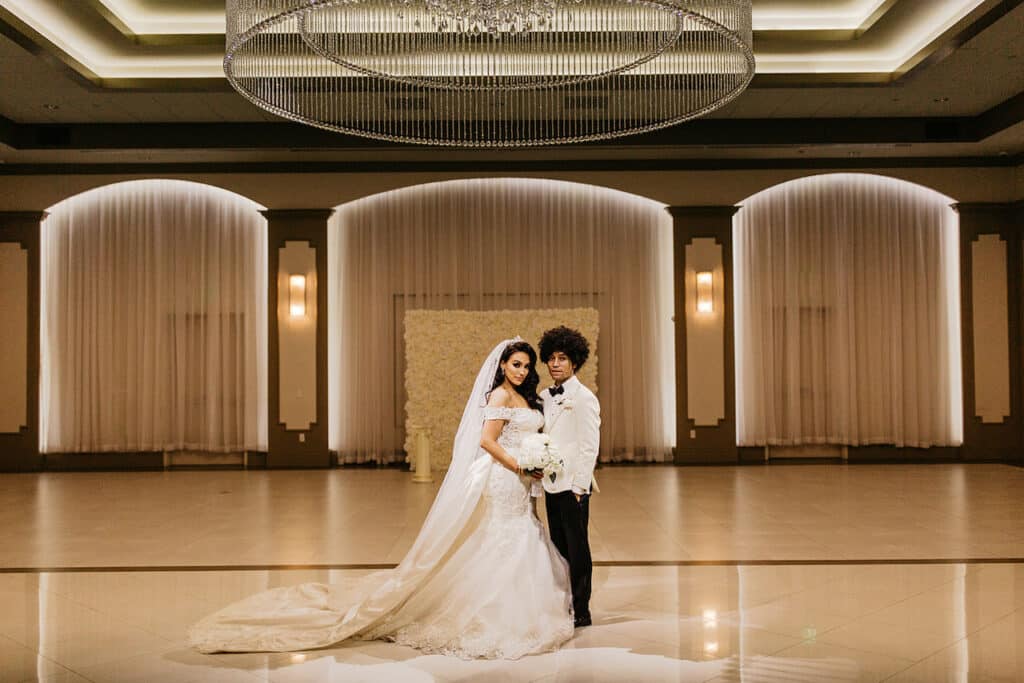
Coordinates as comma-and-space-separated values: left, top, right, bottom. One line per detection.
546, 380, 580, 433
544, 388, 564, 432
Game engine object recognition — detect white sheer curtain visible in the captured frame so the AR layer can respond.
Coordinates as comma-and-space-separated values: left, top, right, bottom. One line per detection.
734, 173, 963, 448
40, 179, 268, 454
329, 177, 675, 464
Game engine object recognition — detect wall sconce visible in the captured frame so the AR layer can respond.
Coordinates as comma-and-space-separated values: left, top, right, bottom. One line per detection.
696, 271, 714, 314
289, 274, 306, 317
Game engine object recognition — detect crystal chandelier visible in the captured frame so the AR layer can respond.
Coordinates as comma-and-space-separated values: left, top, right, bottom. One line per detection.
224, 0, 754, 147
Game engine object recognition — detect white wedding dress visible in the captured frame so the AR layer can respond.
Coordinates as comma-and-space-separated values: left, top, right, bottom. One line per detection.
188, 341, 574, 660
360, 407, 573, 658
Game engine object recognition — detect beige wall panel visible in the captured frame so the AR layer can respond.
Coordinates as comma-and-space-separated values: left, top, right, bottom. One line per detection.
0, 242, 27, 433
278, 241, 317, 431
971, 233, 1010, 424
0, 167, 1017, 212
685, 238, 725, 427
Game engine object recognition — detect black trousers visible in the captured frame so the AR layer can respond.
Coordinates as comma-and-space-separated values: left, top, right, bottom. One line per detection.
545, 489, 592, 620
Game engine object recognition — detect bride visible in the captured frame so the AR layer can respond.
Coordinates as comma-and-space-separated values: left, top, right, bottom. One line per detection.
188, 338, 574, 659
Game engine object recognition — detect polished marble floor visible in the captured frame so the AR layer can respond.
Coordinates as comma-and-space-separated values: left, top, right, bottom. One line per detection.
1, 464, 1022, 682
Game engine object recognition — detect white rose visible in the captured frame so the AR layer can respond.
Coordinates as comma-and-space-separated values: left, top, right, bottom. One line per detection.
519, 433, 548, 470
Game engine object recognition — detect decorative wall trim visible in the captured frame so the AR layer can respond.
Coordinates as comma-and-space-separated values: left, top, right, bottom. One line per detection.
971, 233, 1011, 424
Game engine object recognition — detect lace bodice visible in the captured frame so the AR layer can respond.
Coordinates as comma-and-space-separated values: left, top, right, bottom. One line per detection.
483, 406, 544, 452
480, 406, 543, 521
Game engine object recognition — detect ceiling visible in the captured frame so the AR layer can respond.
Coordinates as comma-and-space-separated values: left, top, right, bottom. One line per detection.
0, 0, 1022, 168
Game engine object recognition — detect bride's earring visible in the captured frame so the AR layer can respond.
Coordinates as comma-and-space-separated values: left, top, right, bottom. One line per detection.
498, 368, 505, 382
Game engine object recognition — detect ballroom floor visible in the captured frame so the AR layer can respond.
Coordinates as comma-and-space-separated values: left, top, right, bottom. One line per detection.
1, 464, 1022, 682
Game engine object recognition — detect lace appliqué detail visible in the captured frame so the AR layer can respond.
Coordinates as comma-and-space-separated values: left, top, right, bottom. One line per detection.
482, 406, 543, 453
371, 612, 573, 661
361, 504, 574, 659
482, 406, 516, 421
481, 407, 543, 518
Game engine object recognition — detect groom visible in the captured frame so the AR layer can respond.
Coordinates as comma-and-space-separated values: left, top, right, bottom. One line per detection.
535, 326, 600, 628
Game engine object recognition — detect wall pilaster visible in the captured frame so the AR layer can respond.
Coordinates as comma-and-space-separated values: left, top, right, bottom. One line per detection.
954, 202, 1022, 463
667, 206, 739, 464
0, 211, 45, 472
263, 209, 334, 468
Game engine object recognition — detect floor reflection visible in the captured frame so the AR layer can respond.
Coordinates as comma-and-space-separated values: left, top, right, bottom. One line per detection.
0, 563, 1021, 682
2, 464, 1022, 681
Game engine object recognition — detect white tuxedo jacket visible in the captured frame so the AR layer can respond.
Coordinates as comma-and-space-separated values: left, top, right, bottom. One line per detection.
537, 375, 601, 496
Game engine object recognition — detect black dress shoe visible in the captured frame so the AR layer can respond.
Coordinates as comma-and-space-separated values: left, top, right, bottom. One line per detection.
574, 615, 592, 628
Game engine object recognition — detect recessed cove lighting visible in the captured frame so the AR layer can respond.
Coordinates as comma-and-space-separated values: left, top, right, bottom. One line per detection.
0, 0, 990, 80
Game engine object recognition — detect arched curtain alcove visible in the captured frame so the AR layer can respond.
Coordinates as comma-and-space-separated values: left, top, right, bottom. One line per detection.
328, 177, 676, 464
40, 179, 268, 454
733, 173, 963, 448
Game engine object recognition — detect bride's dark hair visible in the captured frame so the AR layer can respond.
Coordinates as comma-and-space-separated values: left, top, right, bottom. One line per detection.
489, 341, 543, 412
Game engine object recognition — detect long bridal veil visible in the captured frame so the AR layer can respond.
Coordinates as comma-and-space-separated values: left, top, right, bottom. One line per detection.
188, 339, 515, 653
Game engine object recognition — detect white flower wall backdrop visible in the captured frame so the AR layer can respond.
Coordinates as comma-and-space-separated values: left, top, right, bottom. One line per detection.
404, 308, 599, 470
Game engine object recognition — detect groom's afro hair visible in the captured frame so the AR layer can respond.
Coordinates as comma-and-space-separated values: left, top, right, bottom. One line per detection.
539, 326, 591, 371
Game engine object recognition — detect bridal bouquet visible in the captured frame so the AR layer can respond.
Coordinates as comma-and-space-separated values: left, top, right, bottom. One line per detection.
519, 433, 563, 483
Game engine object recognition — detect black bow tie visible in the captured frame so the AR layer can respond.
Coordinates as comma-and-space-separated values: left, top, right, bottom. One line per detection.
550, 385, 565, 396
